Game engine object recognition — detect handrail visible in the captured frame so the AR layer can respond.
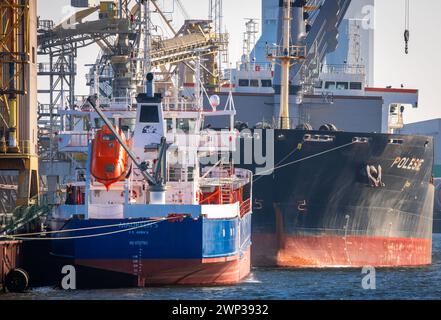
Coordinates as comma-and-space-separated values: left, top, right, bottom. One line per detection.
201, 160, 223, 179
199, 189, 221, 205
321, 64, 365, 75
240, 198, 251, 217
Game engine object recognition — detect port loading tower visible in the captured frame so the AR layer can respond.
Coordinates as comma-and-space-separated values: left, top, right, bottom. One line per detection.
0, 0, 39, 213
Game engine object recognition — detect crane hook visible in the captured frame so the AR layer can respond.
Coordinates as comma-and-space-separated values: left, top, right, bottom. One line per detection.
404, 0, 410, 54
404, 29, 409, 54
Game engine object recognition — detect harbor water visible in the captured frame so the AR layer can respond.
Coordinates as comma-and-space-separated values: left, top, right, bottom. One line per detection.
1, 233, 441, 300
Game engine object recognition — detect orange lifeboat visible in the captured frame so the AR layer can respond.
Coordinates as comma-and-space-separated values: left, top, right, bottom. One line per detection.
90, 125, 129, 190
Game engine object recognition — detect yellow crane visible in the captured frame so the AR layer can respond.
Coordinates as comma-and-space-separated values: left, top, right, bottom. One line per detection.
0, 0, 39, 208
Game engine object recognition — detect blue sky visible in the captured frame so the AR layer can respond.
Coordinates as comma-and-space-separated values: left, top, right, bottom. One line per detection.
37, 0, 441, 124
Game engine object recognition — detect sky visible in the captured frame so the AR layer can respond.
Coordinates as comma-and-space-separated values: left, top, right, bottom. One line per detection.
36, 0, 441, 124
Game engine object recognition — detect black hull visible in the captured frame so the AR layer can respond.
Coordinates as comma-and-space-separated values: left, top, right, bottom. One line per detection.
235, 129, 434, 267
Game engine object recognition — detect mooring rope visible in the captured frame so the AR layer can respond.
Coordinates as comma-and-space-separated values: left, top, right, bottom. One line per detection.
4, 218, 167, 237
0, 217, 175, 241
253, 141, 356, 183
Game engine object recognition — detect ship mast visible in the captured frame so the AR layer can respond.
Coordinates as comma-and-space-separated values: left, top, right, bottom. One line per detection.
143, 0, 152, 77
267, 0, 305, 129
280, 0, 292, 129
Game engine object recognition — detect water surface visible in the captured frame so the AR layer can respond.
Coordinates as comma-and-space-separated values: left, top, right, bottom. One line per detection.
2, 234, 441, 300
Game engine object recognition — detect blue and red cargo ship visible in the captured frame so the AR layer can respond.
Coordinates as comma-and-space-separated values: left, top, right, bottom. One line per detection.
46, 77, 253, 287
51, 213, 252, 286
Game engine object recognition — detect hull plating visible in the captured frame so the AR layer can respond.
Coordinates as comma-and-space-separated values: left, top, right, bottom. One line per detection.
74, 248, 251, 286
51, 213, 252, 286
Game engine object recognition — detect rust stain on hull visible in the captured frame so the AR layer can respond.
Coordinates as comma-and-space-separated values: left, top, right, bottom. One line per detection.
252, 233, 432, 268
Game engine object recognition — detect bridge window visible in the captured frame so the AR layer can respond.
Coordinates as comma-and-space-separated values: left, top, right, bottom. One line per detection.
121, 118, 136, 132
314, 81, 323, 89
350, 82, 362, 90
238, 79, 250, 87
250, 79, 259, 87
139, 105, 159, 123
166, 118, 174, 133
177, 118, 197, 134
325, 81, 336, 90
336, 82, 349, 90
261, 79, 272, 87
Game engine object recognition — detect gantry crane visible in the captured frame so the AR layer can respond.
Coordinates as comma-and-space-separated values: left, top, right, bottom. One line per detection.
0, 0, 39, 212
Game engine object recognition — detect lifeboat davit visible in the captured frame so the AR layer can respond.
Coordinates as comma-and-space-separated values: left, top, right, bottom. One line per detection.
90, 125, 129, 190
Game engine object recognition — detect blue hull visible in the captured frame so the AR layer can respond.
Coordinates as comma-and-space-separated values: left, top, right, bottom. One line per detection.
51, 213, 252, 286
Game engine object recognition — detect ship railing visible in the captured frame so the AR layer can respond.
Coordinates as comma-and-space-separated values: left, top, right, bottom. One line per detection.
37, 19, 54, 31
68, 96, 136, 111
168, 167, 194, 182
321, 64, 366, 75
388, 113, 404, 130
198, 187, 222, 205
38, 103, 55, 116
57, 132, 90, 150
198, 130, 236, 151
163, 98, 200, 112
99, 96, 137, 107
200, 169, 233, 179
239, 198, 251, 217
37, 62, 77, 74
235, 61, 273, 72
86, 69, 114, 83
166, 132, 236, 152
266, 45, 307, 60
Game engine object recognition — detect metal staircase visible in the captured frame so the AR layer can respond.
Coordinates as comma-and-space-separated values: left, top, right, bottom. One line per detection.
221, 184, 233, 204
1, 193, 52, 235
219, 161, 234, 204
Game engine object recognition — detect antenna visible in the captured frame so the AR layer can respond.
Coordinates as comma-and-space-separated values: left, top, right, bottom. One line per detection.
242, 19, 259, 69
143, 0, 152, 76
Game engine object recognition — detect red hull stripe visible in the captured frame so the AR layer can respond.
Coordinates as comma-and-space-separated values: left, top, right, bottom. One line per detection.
252, 234, 432, 267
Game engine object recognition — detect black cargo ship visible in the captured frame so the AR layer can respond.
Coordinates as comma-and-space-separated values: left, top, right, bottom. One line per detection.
236, 129, 434, 267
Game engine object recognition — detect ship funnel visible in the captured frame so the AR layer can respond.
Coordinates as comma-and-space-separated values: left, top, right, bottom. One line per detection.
146, 72, 155, 97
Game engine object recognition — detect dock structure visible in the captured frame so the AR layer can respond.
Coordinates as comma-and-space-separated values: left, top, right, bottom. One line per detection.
0, 240, 22, 291
0, 0, 39, 212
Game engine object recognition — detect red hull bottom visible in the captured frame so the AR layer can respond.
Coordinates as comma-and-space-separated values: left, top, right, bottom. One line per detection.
252, 234, 432, 267
75, 248, 251, 286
